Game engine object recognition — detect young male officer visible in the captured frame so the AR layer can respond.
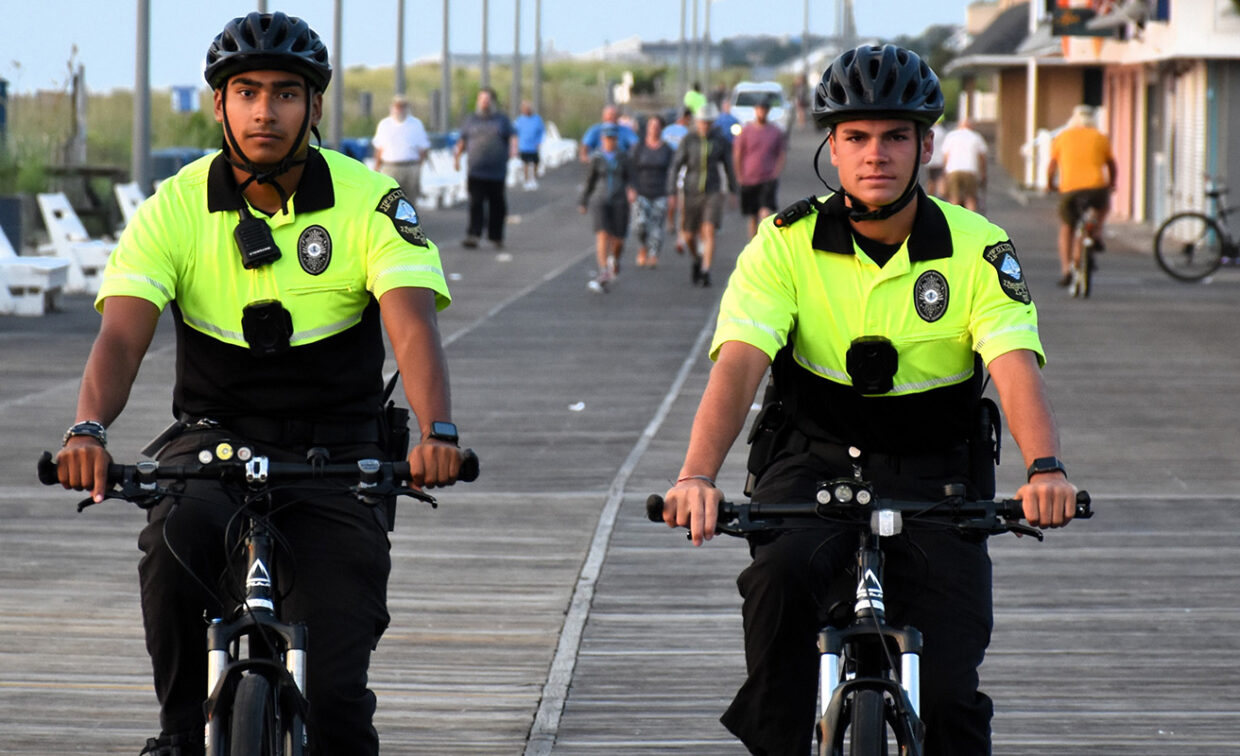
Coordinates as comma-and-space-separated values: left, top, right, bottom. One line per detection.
659, 44, 1079, 755
53, 12, 467, 755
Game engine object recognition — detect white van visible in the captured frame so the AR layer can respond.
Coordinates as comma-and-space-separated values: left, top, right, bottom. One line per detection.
730, 81, 793, 134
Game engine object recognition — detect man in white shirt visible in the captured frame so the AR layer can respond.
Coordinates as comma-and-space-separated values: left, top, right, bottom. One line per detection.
372, 94, 432, 203
941, 117, 988, 211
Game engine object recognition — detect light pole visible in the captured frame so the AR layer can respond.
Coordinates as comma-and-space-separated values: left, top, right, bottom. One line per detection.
511, 0, 521, 116
678, 0, 687, 100
331, 0, 343, 148
132, 0, 150, 192
441, 0, 451, 131
703, 0, 713, 95
533, 0, 543, 115
481, 0, 490, 89
395, 0, 406, 96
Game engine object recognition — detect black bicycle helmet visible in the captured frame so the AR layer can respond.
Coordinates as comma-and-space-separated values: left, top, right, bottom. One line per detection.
812, 44, 943, 130
205, 12, 331, 92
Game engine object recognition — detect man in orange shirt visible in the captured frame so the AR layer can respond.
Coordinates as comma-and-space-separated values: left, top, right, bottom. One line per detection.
1047, 105, 1117, 286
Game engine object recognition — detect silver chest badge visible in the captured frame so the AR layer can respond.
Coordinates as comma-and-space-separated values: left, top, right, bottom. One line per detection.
297, 225, 332, 275
914, 270, 949, 322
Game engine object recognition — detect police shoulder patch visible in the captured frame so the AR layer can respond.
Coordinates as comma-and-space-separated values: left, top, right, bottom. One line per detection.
982, 239, 1031, 304
376, 188, 429, 247
297, 225, 332, 275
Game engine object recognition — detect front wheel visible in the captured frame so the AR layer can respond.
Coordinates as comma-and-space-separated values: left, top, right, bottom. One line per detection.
848, 689, 888, 755
230, 674, 280, 756
1155, 212, 1225, 281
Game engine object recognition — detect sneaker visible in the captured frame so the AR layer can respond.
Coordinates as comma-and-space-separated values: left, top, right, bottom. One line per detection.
1056, 272, 1072, 287
691, 257, 702, 285
526, 178, 539, 190
491, 239, 504, 250
462, 236, 479, 249
700, 270, 711, 287
588, 269, 612, 293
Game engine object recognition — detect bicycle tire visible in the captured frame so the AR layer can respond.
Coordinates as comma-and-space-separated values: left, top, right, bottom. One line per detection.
848, 689, 888, 755
1155, 212, 1225, 281
230, 674, 280, 756
1074, 240, 1092, 298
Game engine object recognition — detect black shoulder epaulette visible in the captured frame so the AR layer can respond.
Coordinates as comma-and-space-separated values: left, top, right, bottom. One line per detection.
772, 196, 817, 229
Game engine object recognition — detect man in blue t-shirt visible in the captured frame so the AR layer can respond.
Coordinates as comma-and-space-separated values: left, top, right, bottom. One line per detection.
513, 100, 545, 191
579, 104, 638, 161
454, 88, 517, 248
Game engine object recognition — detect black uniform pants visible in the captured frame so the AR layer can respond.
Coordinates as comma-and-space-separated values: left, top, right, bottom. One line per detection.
466, 176, 508, 242
137, 429, 392, 756
720, 451, 994, 756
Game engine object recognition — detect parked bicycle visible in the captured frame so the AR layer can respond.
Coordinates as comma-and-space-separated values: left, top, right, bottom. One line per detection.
37, 444, 478, 756
1154, 177, 1239, 282
648, 480, 1091, 755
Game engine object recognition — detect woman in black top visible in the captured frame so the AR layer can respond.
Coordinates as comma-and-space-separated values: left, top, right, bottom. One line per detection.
628, 115, 675, 268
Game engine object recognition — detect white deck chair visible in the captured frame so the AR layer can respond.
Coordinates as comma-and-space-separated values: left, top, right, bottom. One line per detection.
0, 226, 70, 316
36, 192, 115, 294
114, 181, 146, 227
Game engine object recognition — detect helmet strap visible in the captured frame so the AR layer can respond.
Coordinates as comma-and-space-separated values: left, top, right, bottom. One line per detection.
219, 83, 317, 215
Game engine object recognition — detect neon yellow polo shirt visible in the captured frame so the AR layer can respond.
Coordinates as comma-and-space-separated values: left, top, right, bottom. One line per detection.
713, 191, 1044, 452
97, 148, 450, 421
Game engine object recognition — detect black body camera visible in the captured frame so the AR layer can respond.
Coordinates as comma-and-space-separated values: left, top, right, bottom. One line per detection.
241, 300, 293, 356
846, 336, 899, 395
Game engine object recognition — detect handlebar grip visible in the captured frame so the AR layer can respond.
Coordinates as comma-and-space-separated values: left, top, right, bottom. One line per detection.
646, 494, 665, 522
36, 451, 57, 486
458, 448, 479, 483
1075, 490, 1093, 519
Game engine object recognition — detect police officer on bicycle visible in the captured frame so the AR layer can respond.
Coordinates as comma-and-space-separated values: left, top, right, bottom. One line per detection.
660, 44, 1079, 755
53, 12, 467, 755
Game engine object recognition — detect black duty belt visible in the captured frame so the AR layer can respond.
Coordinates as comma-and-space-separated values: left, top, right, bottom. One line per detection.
791, 429, 969, 479
186, 415, 384, 448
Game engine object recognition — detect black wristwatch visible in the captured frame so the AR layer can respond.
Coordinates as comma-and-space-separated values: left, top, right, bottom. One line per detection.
1026, 456, 1067, 481
63, 420, 107, 448
426, 421, 459, 445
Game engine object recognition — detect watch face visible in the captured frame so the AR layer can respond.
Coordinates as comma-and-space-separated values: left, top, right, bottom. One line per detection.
430, 421, 458, 441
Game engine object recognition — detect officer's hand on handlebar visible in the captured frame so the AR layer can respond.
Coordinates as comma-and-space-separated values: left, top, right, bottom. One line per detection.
55, 437, 112, 504
1016, 472, 1077, 528
662, 477, 722, 546
407, 439, 464, 490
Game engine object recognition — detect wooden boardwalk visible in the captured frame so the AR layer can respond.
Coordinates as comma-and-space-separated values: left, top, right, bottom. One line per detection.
3, 132, 1240, 755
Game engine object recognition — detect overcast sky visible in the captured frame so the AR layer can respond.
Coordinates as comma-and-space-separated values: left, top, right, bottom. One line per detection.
2, 1, 976, 94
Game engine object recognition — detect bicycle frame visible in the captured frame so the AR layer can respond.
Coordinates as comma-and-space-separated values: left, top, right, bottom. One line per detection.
204, 457, 309, 756
647, 480, 1091, 756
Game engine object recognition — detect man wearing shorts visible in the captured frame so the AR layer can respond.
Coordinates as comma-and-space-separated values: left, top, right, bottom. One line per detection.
1048, 105, 1117, 286
668, 104, 737, 287
580, 126, 634, 292
513, 100, 545, 190
734, 96, 787, 239
941, 117, 987, 211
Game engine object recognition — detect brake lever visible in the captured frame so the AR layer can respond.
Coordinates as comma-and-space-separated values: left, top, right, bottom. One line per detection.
1005, 520, 1044, 541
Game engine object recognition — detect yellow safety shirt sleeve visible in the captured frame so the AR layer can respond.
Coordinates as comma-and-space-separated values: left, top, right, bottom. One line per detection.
965, 223, 1046, 368
710, 216, 797, 362
95, 179, 184, 313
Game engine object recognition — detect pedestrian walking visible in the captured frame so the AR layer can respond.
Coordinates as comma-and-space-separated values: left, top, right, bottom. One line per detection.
667, 104, 737, 287
372, 93, 432, 204
513, 100, 545, 190
580, 126, 634, 293
579, 104, 639, 162
454, 88, 517, 249
733, 95, 788, 239
629, 114, 675, 268
941, 117, 988, 211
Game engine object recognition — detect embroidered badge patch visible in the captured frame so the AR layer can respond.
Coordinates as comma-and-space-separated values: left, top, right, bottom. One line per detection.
913, 270, 949, 322
376, 188, 429, 247
983, 240, 1031, 304
297, 225, 332, 275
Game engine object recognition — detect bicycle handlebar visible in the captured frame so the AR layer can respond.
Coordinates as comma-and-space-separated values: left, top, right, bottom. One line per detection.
646, 486, 1092, 539
36, 447, 479, 510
